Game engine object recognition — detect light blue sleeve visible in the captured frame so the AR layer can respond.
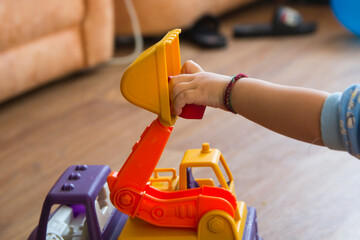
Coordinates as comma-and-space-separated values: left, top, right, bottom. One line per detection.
321, 92, 345, 150
339, 84, 360, 158
321, 84, 360, 159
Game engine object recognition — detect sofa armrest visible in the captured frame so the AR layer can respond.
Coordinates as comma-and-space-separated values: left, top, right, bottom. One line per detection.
82, 0, 114, 67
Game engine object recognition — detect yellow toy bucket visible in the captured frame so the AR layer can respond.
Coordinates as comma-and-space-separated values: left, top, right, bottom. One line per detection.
120, 29, 182, 126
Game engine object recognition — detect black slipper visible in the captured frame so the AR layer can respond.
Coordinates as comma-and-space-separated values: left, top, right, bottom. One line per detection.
182, 15, 227, 48
233, 6, 317, 37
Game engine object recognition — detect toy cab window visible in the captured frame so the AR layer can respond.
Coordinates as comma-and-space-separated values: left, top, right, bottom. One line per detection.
190, 164, 230, 188
46, 204, 88, 239
95, 183, 116, 231
218, 156, 231, 187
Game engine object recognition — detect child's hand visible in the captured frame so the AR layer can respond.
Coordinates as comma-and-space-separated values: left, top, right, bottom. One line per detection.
170, 60, 230, 115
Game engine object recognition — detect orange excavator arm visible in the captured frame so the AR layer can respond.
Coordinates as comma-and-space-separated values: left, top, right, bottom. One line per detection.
108, 118, 172, 192
107, 118, 173, 216
107, 118, 237, 228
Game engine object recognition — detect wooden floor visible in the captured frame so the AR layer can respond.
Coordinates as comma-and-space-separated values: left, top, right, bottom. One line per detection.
1, 3, 360, 240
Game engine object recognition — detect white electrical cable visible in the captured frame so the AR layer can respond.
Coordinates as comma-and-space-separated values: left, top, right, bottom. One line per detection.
109, 0, 143, 66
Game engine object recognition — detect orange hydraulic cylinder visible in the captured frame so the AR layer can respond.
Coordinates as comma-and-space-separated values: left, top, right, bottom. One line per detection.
108, 118, 173, 192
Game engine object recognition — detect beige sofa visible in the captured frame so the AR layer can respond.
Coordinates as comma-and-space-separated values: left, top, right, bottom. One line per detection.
0, 0, 114, 102
0, 0, 255, 103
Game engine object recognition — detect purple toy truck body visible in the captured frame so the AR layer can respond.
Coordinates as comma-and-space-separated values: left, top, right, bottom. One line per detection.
28, 165, 128, 240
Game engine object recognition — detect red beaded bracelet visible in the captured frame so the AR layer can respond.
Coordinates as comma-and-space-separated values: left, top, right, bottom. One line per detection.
224, 73, 248, 113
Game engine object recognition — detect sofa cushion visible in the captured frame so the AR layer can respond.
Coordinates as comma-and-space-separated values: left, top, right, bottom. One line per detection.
0, 0, 84, 52
0, 27, 84, 102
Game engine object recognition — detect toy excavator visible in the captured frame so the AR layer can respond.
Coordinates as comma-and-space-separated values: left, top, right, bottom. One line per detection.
108, 29, 261, 240
28, 29, 262, 240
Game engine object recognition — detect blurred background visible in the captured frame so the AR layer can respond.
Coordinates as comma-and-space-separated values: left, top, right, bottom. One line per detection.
1, 0, 360, 239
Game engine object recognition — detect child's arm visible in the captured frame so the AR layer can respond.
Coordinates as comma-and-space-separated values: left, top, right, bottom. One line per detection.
171, 60, 329, 146
231, 78, 329, 145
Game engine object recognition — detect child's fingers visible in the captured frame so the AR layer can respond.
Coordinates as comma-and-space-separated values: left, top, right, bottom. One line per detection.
171, 81, 196, 103
169, 74, 196, 108
172, 89, 198, 115
170, 74, 195, 86
181, 60, 204, 74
